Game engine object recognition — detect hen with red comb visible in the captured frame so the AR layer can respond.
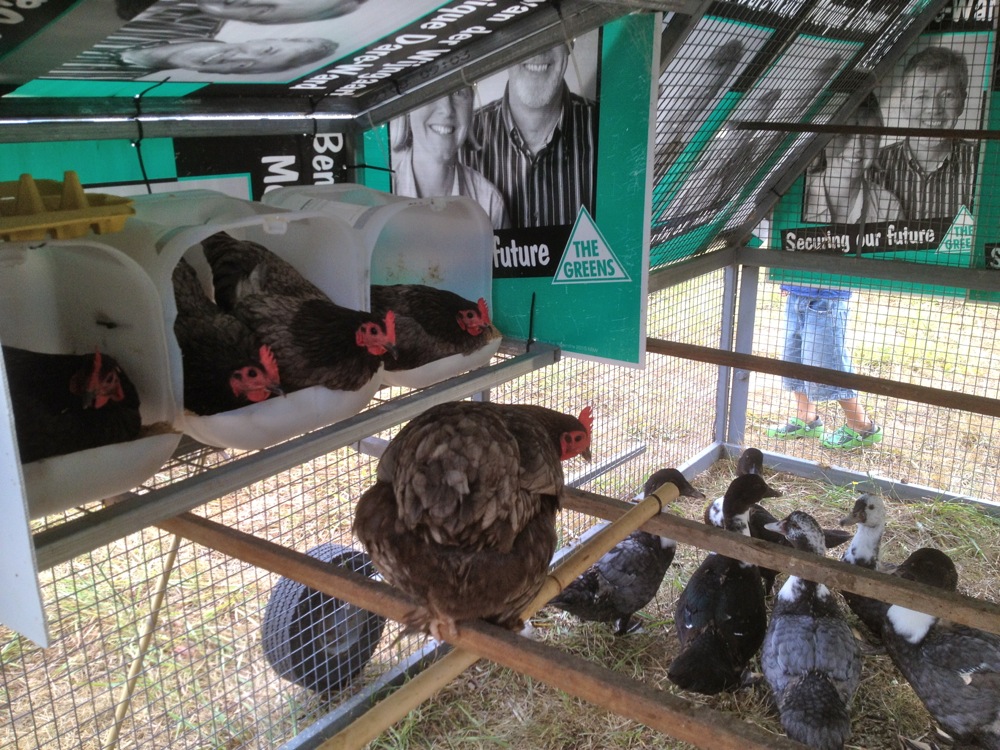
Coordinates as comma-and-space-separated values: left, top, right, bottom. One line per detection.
201, 231, 396, 393
354, 400, 592, 641
2, 345, 141, 462
369, 284, 500, 372
172, 257, 283, 415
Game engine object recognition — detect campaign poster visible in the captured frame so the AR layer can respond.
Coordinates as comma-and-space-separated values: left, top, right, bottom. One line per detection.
3, 0, 601, 109
380, 16, 656, 366
969, 4, 1000, 302
651, 31, 853, 266
0, 130, 352, 203
771, 5, 994, 296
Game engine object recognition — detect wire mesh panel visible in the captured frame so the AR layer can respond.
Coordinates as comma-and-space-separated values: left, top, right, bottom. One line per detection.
0, 317, 722, 750
744, 273, 1000, 502
651, 0, 943, 267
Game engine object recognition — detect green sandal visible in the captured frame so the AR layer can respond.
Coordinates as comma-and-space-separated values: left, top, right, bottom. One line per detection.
765, 417, 824, 440
820, 424, 883, 450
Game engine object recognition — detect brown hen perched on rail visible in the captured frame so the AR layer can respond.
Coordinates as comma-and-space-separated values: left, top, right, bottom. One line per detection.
353, 400, 592, 641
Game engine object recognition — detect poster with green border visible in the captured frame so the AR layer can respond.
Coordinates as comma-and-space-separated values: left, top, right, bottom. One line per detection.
371, 14, 658, 367
486, 14, 656, 366
770, 16, 995, 297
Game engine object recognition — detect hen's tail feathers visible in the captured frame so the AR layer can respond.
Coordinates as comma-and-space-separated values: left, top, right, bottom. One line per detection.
666, 631, 741, 695
777, 672, 852, 750
201, 232, 256, 311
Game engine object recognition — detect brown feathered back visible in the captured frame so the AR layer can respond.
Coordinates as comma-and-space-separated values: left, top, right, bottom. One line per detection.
354, 400, 584, 636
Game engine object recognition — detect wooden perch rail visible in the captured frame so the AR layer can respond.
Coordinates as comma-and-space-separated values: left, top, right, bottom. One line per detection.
327, 485, 682, 748
158, 494, 806, 750
564, 488, 1000, 634
647, 337, 1000, 419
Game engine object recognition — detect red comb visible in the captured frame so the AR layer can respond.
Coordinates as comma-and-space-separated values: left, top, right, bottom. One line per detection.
578, 405, 593, 434
477, 297, 491, 325
258, 344, 280, 383
384, 310, 396, 343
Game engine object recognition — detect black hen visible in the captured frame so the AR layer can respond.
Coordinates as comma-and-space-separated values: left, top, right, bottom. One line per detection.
762, 511, 862, 750
172, 257, 283, 415
369, 284, 500, 371
202, 232, 397, 392
2, 345, 141, 462
548, 467, 705, 635
667, 473, 781, 694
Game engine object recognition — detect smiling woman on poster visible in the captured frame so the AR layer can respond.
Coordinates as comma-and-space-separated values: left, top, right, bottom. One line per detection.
803, 93, 903, 224
391, 87, 510, 230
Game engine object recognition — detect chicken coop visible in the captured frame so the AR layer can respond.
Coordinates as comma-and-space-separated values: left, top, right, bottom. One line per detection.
2, 0, 1000, 748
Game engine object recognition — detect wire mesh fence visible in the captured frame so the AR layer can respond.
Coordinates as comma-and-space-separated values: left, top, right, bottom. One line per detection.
745, 274, 1000, 502
4, 3, 1000, 748
0, 317, 720, 749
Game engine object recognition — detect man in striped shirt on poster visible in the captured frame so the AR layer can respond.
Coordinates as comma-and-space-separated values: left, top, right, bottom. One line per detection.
871, 45, 978, 222
463, 41, 597, 229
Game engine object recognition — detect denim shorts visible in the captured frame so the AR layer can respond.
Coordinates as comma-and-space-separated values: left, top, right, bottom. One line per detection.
780, 293, 858, 403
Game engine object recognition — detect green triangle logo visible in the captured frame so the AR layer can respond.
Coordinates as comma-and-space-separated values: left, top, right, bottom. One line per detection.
553, 206, 631, 285
937, 206, 973, 256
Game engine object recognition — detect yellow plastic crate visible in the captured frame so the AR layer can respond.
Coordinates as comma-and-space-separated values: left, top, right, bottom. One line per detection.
0, 171, 135, 241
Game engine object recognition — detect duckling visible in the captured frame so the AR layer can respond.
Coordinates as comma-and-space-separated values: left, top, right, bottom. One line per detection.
882, 548, 1000, 750
667, 473, 781, 694
839, 493, 892, 638
703, 448, 851, 595
761, 511, 862, 750
548, 468, 706, 635
702, 447, 765, 527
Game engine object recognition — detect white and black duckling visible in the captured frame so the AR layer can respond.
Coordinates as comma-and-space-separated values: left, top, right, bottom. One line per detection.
667, 472, 781, 694
548, 468, 706, 635
703, 448, 851, 595
703, 447, 765, 527
761, 511, 862, 750
882, 548, 1000, 750
839, 492, 892, 639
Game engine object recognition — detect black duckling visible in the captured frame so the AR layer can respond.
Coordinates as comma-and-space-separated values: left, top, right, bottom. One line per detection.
761, 511, 862, 750
667, 472, 781, 694
882, 548, 1000, 750
839, 492, 892, 639
703, 448, 851, 595
548, 468, 706, 635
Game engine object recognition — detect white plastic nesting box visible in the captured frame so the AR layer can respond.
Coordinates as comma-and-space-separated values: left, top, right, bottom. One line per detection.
105, 190, 379, 451
0, 239, 180, 519
262, 184, 500, 389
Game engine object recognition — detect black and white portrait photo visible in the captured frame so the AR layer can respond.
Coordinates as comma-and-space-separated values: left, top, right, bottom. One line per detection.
655, 18, 766, 175
460, 30, 601, 229
870, 35, 989, 222
44, 0, 444, 83
660, 35, 851, 235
